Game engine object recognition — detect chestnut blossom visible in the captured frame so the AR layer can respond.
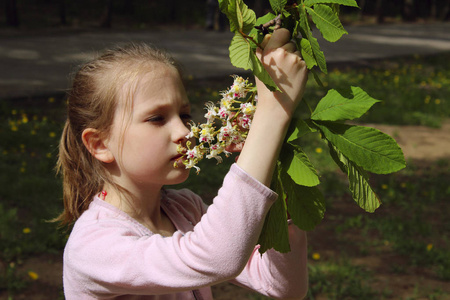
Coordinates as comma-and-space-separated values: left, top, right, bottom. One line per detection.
176, 75, 256, 173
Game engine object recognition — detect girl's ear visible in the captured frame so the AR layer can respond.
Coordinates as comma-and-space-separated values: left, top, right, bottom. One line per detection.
82, 128, 115, 163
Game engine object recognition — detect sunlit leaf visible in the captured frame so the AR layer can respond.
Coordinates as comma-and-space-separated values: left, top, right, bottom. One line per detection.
229, 33, 253, 70
270, 0, 287, 14
298, 38, 317, 69
304, 0, 359, 8
328, 143, 381, 212
282, 173, 326, 230
311, 87, 380, 121
281, 144, 320, 187
313, 121, 406, 174
306, 5, 348, 42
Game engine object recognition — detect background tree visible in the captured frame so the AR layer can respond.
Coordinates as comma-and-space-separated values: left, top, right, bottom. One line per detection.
5, 0, 19, 27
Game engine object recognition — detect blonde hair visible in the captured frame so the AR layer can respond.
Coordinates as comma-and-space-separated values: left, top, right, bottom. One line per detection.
56, 43, 181, 225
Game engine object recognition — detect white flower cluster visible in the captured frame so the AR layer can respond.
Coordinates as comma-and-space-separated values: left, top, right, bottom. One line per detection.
176, 76, 257, 173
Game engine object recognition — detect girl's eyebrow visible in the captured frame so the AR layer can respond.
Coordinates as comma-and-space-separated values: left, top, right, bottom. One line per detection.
181, 103, 191, 111
139, 102, 190, 116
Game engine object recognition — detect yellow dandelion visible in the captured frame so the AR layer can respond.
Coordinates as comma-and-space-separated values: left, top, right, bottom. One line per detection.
435, 99, 441, 105
28, 271, 39, 280
381, 184, 388, 190
394, 75, 399, 85
312, 253, 321, 260
33, 115, 38, 121
49, 132, 56, 138
42, 116, 48, 122
31, 129, 37, 135
48, 97, 55, 103
22, 114, 29, 123
30, 152, 36, 157
11, 125, 18, 132
20, 167, 26, 173
315, 147, 323, 154
46, 153, 52, 158
426, 244, 433, 251
23, 227, 31, 234
400, 182, 407, 188
11, 109, 17, 115
424, 95, 431, 104
2, 150, 7, 155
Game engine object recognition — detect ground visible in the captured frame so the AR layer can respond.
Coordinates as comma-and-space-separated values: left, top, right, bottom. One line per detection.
6, 122, 450, 299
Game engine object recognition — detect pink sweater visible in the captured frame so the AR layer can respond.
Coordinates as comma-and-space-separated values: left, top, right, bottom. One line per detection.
63, 164, 308, 299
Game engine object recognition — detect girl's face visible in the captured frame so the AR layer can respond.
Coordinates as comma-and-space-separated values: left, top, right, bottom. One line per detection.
106, 65, 192, 191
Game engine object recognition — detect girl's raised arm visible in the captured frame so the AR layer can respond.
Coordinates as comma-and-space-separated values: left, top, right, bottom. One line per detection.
236, 29, 308, 186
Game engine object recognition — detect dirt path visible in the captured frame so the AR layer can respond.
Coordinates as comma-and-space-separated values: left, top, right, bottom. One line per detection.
367, 120, 450, 161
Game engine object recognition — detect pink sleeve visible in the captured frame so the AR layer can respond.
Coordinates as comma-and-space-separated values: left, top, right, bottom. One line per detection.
64, 164, 277, 296
233, 224, 308, 299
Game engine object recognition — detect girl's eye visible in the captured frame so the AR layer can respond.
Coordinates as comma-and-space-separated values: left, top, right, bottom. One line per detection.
146, 116, 165, 124
180, 113, 192, 121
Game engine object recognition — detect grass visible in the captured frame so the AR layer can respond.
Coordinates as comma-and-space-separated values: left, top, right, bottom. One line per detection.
0, 52, 449, 299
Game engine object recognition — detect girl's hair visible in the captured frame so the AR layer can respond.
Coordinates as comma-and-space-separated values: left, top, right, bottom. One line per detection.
55, 43, 182, 226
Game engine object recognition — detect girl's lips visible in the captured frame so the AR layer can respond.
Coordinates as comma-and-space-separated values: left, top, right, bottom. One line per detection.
171, 153, 184, 161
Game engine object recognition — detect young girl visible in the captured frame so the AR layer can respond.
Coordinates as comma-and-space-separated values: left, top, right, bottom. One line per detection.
58, 28, 309, 299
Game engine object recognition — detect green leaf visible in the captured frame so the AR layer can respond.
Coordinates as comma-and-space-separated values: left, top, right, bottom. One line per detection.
287, 118, 316, 143
258, 164, 290, 253
313, 121, 406, 174
281, 144, 320, 187
309, 34, 328, 73
298, 38, 317, 70
225, 0, 256, 34
282, 172, 326, 230
311, 86, 381, 121
299, 6, 327, 73
311, 69, 325, 88
229, 33, 253, 70
229, 31, 279, 91
270, 0, 287, 14
250, 49, 280, 91
304, 0, 359, 8
328, 143, 381, 212
306, 5, 348, 42
248, 12, 277, 49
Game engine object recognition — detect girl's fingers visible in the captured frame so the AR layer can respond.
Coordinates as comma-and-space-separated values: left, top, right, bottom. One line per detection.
282, 41, 297, 53
264, 28, 291, 50
260, 34, 272, 49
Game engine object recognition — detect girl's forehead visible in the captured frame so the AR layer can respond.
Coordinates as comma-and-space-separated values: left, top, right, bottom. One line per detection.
119, 65, 188, 111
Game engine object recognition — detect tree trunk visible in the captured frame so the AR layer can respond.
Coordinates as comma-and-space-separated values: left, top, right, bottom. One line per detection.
428, 0, 437, 19
100, 0, 113, 28
441, 0, 450, 20
59, 0, 67, 25
5, 0, 19, 27
375, 0, 384, 24
402, 0, 416, 21
357, 0, 366, 20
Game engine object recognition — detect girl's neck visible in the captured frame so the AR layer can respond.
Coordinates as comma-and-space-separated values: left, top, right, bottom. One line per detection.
102, 184, 174, 235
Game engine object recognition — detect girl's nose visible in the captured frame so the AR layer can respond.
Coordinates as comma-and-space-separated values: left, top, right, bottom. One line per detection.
173, 118, 191, 144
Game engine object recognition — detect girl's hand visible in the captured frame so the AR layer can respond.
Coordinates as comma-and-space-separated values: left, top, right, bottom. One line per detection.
255, 29, 308, 119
